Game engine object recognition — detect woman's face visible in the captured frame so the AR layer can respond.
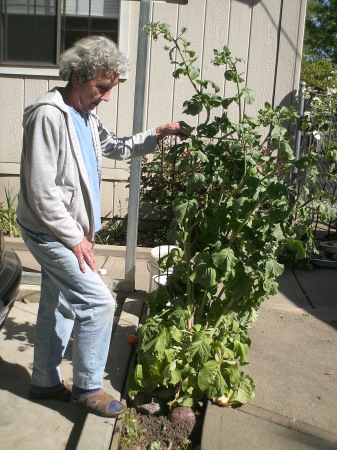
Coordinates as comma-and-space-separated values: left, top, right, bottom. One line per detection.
73, 70, 119, 113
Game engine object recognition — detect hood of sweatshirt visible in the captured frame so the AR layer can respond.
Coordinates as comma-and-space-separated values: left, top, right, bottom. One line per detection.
23, 87, 68, 127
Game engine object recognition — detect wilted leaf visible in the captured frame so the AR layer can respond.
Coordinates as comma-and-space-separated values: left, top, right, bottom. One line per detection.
213, 393, 232, 407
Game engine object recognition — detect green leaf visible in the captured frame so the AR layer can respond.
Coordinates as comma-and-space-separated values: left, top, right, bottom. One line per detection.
198, 360, 228, 398
209, 80, 220, 93
145, 284, 171, 314
271, 223, 284, 242
212, 248, 237, 273
170, 262, 189, 286
173, 68, 185, 79
188, 66, 200, 80
197, 150, 209, 163
244, 176, 260, 189
197, 122, 219, 138
202, 93, 223, 107
265, 259, 284, 278
132, 363, 144, 386
142, 326, 172, 355
318, 202, 336, 221
287, 239, 306, 260
225, 69, 234, 81
233, 340, 249, 365
188, 172, 206, 189
127, 364, 144, 399
182, 98, 203, 116
233, 197, 255, 215
241, 87, 255, 104
182, 376, 193, 392
244, 115, 259, 127
211, 341, 235, 361
175, 156, 190, 170
222, 97, 235, 109
190, 253, 219, 288
167, 306, 192, 330
262, 278, 279, 296
273, 125, 287, 137
272, 138, 294, 159
185, 331, 212, 365
173, 198, 198, 223
171, 326, 182, 343
170, 368, 182, 385
267, 181, 288, 199
269, 201, 289, 221
177, 396, 194, 407
231, 374, 255, 405
228, 274, 254, 302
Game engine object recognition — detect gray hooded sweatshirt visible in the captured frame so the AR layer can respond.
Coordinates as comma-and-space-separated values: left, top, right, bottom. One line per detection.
17, 88, 158, 248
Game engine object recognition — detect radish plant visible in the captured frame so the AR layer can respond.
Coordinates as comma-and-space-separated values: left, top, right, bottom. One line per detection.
127, 23, 334, 408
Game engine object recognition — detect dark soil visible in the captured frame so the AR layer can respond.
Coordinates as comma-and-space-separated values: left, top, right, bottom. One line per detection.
95, 217, 171, 249
119, 406, 204, 450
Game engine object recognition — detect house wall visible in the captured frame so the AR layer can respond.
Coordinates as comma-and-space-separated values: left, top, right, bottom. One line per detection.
0, 0, 306, 223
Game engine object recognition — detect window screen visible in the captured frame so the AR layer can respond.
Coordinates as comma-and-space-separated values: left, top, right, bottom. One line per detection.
61, 0, 119, 55
0, 0, 120, 66
1, 0, 58, 63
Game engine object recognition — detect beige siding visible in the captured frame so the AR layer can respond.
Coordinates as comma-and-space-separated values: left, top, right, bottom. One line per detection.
0, 0, 307, 221
173, 1, 208, 128
24, 79, 49, 108
245, 0, 281, 117
199, 0, 231, 124
146, 2, 178, 126
226, 0, 252, 121
115, 0, 140, 169
0, 78, 23, 163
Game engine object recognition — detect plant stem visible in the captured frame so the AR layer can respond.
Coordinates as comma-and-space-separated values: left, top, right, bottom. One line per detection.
211, 297, 236, 336
229, 191, 268, 245
195, 290, 207, 324
184, 220, 193, 306
175, 40, 200, 95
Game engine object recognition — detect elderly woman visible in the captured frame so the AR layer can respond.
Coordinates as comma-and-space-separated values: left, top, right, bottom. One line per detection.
17, 35, 190, 417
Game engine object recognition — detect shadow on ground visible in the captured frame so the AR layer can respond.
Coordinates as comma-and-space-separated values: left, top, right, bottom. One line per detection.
275, 268, 337, 330
1, 315, 86, 450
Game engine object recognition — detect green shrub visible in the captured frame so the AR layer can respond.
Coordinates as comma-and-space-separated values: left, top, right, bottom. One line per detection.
127, 23, 335, 409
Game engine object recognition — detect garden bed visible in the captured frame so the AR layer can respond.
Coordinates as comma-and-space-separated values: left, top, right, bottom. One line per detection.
118, 406, 204, 449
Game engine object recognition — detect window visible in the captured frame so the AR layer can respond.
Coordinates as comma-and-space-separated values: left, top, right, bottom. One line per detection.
0, 0, 120, 67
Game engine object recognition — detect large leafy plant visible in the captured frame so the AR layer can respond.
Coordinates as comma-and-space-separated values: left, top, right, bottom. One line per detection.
127, 23, 333, 408
303, 68, 337, 154
302, 68, 337, 231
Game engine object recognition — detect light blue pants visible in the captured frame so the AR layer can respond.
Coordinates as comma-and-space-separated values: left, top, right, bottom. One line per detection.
21, 227, 115, 390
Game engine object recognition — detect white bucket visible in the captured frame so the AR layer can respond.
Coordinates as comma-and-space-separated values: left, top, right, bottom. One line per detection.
147, 245, 177, 293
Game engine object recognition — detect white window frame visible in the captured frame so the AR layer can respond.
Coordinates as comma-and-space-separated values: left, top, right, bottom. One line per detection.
0, 0, 130, 79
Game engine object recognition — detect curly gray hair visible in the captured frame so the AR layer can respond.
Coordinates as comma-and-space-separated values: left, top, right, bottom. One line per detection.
59, 35, 128, 82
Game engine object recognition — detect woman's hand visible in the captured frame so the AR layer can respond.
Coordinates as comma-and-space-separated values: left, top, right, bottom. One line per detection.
156, 121, 193, 141
72, 237, 96, 273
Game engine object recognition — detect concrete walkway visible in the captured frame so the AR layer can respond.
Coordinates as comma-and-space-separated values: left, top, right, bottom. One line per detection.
1, 238, 337, 449
201, 269, 337, 449
0, 239, 151, 450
